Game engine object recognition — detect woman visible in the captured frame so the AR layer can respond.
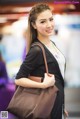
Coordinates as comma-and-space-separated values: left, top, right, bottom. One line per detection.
15, 3, 68, 119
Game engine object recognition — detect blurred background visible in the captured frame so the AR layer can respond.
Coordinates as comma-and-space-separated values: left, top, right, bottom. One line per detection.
0, 0, 80, 119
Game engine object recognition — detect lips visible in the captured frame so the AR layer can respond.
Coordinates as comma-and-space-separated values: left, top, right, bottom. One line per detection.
46, 29, 53, 33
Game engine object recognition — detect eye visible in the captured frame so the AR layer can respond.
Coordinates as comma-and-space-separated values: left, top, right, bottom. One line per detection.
40, 21, 46, 23
49, 18, 54, 21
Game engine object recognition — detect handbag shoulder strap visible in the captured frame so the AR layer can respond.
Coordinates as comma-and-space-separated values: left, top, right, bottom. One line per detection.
32, 42, 49, 75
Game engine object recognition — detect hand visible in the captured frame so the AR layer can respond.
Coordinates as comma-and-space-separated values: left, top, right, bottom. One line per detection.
42, 73, 55, 88
64, 109, 69, 118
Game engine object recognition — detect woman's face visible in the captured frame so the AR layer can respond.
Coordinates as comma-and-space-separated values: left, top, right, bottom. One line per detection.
33, 10, 54, 39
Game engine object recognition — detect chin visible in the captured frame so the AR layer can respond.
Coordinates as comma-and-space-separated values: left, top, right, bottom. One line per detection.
47, 32, 54, 36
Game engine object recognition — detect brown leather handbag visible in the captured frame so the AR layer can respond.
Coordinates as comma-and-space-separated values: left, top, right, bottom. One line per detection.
7, 42, 58, 119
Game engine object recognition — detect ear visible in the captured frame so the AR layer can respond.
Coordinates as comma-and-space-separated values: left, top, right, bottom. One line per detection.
31, 22, 36, 29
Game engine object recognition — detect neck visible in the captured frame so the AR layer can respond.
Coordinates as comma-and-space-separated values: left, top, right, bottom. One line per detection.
37, 36, 50, 45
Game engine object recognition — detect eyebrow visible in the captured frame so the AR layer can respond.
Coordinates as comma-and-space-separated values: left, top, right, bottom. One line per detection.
39, 19, 46, 21
39, 16, 53, 21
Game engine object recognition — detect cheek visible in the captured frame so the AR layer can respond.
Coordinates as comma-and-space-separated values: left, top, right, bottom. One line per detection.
37, 25, 45, 32
52, 21, 55, 27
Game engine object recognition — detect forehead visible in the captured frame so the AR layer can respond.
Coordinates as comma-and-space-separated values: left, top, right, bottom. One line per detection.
36, 10, 53, 20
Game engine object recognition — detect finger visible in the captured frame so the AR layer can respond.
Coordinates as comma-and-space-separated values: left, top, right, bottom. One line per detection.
48, 73, 52, 77
44, 73, 47, 77
64, 110, 69, 117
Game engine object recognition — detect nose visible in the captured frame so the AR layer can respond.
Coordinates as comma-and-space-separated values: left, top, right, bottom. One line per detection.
46, 21, 51, 27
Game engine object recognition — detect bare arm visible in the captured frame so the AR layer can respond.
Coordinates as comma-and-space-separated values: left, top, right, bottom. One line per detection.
15, 78, 44, 89
15, 73, 55, 89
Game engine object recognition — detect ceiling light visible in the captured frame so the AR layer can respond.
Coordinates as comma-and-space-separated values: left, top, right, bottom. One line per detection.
12, 7, 32, 13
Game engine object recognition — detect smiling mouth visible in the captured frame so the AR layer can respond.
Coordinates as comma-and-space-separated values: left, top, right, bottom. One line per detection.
46, 29, 53, 33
